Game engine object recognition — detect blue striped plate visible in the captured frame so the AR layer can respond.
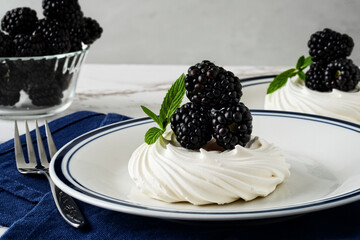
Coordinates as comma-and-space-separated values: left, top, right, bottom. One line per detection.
49, 106, 360, 220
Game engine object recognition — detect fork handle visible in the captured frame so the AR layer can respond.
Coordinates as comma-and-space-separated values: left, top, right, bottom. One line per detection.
45, 173, 86, 228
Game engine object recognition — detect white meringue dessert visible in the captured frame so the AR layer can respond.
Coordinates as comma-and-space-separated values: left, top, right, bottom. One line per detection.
128, 131, 290, 205
265, 76, 360, 124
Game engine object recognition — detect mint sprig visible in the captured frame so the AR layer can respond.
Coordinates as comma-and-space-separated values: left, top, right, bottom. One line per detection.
144, 127, 166, 145
141, 73, 186, 144
267, 56, 312, 94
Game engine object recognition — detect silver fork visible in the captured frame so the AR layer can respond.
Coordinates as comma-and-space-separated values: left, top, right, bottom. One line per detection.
14, 120, 86, 228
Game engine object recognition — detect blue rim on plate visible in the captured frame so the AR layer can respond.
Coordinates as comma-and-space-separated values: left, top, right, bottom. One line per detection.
49, 76, 360, 220
240, 74, 276, 87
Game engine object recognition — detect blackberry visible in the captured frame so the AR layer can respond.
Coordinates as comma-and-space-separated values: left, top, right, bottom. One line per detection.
69, 21, 86, 51
56, 71, 73, 90
1, 7, 38, 36
7, 60, 27, 91
0, 88, 20, 106
19, 58, 63, 106
82, 17, 103, 45
27, 82, 63, 106
0, 62, 8, 77
0, 62, 21, 106
23, 59, 57, 91
308, 28, 354, 63
211, 103, 252, 150
42, 0, 83, 28
185, 60, 242, 109
55, 56, 78, 90
13, 34, 46, 57
324, 59, 360, 91
35, 19, 71, 55
170, 102, 212, 149
305, 63, 331, 92
0, 32, 13, 57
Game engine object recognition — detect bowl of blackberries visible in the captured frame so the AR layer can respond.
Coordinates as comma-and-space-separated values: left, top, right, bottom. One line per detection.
0, 0, 102, 119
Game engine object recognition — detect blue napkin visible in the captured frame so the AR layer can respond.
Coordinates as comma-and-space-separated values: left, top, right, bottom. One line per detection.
0, 111, 360, 239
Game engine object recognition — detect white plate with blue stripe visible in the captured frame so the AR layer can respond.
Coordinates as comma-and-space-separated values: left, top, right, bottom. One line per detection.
49, 108, 360, 220
240, 75, 274, 110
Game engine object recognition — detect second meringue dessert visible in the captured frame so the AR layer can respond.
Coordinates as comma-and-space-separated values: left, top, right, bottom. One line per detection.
129, 61, 290, 205
265, 28, 360, 124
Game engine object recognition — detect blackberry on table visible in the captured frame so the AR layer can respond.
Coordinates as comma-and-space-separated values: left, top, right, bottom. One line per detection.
308, 28, 354, 63
305, 63, 331, 92
82, 17, 103, 45
1, 7, 38, 36
324, 58, 360, 91
170, 102, 212, 150
185, 60, 242, 109
211, 103, 252, 150
0, 32, 13, 57
35, 19, 71, 55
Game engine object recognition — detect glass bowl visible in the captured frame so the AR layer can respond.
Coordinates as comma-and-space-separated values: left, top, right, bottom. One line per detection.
0, 46, 89, 119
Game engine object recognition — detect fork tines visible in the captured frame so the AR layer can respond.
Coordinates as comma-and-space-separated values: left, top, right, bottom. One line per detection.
14, 120, 86, 228
14, 120, 57, 171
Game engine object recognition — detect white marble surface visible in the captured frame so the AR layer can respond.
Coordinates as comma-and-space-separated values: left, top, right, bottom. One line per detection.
0, 64, 284, 144
0, 64, 283, 235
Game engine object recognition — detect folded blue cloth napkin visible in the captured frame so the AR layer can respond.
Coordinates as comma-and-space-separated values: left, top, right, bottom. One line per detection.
0, 111, 359, 239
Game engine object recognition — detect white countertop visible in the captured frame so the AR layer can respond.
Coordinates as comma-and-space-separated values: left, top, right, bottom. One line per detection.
0, 64, 283, 144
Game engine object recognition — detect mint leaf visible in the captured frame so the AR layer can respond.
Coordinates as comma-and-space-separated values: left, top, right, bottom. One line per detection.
159, 73, 186, 128
289, 72, 297, 78
297, 71, 306, 80
141, 73, 186, 145
141, 105, 163, 128
296, 56, 305, 70
144, 127, 165, 145
267, 68, 296, 94
301, 56, 313, 70
267, 55, 313, 93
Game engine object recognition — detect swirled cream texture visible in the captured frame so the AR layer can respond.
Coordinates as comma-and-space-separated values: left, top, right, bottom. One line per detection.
265, 77, 360, 124
128, 132, 290, 205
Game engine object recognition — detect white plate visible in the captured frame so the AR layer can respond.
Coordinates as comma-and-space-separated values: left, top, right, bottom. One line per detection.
49, 109, 360, 221
240, 75, 274, 109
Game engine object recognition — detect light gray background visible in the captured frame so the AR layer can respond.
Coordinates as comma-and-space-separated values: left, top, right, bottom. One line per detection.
1, 0, 360, 66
